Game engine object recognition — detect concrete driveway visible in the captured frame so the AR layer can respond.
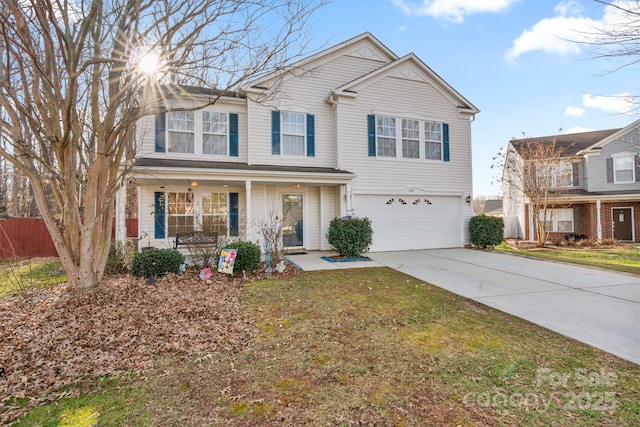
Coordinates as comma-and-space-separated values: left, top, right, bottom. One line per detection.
288, 248, 639, 364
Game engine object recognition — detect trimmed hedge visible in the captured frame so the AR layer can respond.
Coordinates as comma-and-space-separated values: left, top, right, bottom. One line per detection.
132, 248, 185, 278
327, 217, 373, 257
223, 241, 261, 272
469, 214, 504, 249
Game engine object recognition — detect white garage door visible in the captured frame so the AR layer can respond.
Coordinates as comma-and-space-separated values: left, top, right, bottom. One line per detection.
355, 195, 462, 252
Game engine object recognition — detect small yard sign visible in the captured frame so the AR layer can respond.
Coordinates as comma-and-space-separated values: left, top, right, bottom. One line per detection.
218, 249, 237, 275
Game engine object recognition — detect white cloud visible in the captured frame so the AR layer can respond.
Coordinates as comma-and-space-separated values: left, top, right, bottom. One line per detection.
582, 93, 636, 114
505, 1, 639, 61
564, 126, 595, 134
392, 0, 519, 23
565, 106, 585, 117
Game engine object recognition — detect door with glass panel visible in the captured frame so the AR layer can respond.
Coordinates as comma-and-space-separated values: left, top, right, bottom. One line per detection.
282, 194, 303, 247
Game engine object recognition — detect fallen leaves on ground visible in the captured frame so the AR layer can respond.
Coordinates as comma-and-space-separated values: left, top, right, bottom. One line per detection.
0, 267, 289, 424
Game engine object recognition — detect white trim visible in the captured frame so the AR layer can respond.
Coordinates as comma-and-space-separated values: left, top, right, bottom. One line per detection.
611, 206, 635, 241
596, 199, 602, 242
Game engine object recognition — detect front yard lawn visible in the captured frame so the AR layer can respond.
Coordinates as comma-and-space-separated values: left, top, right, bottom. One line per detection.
9, 268, 639, 426
495, 243, 640, 275
0, 258, 67, 297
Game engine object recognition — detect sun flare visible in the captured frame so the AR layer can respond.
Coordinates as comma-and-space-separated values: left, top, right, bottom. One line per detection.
138, 52, 160, 74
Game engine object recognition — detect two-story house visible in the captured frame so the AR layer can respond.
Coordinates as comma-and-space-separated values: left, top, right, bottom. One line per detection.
503, 119, 640, 242
125, 33, 479, 253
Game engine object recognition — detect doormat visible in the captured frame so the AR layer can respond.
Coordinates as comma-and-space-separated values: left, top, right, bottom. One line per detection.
286, 251, 308, 255
321, 255, 372, 262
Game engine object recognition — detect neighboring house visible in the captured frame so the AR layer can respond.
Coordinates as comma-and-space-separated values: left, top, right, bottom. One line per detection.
502, 120, 640, 242
124, 33, 479, 253
482, 199, 504, 217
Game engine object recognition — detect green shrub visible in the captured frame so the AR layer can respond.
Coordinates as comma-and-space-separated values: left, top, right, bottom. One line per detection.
469, 214, 504, 249
223, 241, 261, 272
132, 248, 185, 278
327, 217, 373, 257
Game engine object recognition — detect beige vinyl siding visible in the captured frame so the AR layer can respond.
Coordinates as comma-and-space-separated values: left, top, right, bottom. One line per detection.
249, 53, 388, 169
136, 100, 248, 164
340, 75, 473, 194
587, 140, 640, 192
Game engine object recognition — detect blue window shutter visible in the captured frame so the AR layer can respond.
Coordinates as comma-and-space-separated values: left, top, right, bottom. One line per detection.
154, 192, 165, 239
271, 111, 281, 155
229, 113, 239, 157
606, 158, 614, 183
442, 123, 450, 162
155, 113, 166, 152
229, 192, 239, 237
306, 114, 315, 157
367, 114, 376, 156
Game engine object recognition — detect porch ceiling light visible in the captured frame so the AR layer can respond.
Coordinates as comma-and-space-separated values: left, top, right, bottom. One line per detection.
293, 183, 302, 188
190, 181, 198, 187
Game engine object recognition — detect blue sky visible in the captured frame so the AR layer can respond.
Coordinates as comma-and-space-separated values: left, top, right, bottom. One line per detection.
306, 0, 638, 197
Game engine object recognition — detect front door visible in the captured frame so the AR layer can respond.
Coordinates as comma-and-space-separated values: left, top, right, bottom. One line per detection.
612, 208, 633, 241
282, 194, 303, 247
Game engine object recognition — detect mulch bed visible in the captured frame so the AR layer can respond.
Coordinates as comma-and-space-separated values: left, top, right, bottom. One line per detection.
0, 264, 297, 424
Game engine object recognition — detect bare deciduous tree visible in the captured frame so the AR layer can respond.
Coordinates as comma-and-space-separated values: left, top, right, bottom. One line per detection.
498, 138, 573, 246
0, 0, 325, 288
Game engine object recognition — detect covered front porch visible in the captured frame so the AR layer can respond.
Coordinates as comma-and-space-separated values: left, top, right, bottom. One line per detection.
115, 159, 355, 252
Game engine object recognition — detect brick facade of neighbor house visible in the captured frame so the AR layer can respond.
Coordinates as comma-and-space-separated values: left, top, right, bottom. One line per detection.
523, 201, 640, 243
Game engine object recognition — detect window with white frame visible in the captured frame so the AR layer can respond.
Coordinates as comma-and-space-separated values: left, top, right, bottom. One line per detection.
167, 192, 195, 237
424, 121, 442, 160
282, 112, 306, 156
535, 161, 573, 188
614, 155, 634, 183
401, 119, 420, 159
373, 115, 445, 161
540, 208, 574, 232
202, 192, 228, 235
202, 112, 228, 155
376, 116, 397, 157
167, 111, 195, 153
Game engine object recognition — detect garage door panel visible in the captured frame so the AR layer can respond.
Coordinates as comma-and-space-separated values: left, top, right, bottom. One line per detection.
355, 195, 461, 251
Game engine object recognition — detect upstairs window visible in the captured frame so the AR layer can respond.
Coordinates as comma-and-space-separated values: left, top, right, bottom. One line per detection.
424, 121, 443, 160
402, 119, 420, 159
614, 156, 634, 183
368, 114, 449, 161
202, 112, 228, 155
167, 111, 195, 153
376, 116, 397, 157
282, 112, 306, 156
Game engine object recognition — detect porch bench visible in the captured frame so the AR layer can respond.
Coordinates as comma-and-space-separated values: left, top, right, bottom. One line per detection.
174, 232, 219, 249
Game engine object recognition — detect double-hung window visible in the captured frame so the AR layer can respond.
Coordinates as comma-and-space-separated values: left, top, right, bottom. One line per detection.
368, 114, 448, 161
540, 208, 574, 232
376, 116, 397, 157
202, 192, 228, 235
282, 112, 306, 156
614, 156, 634, 183
424, 121, 443, 160
167, 111, 195, 153
202, 112, 228, 155
167, 192, 195, 237
402, 119, 420, 159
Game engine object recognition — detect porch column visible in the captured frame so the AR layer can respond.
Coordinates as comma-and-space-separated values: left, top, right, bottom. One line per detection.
596, 199, 602, 242
346, 183, 353, 216
245, 180, 252, 241
527, 203, 534, 243
339, 185, 347, 217
115, 183, 127, 246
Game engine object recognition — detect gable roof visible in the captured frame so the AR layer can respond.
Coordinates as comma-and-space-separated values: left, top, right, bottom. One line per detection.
510, 129, 621, 157
510, 119, 640, 158
333, 53, 479, 114
242, 32, 397, 91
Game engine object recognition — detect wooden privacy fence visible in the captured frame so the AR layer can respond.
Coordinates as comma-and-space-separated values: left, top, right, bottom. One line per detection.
0, 218, 138, 259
